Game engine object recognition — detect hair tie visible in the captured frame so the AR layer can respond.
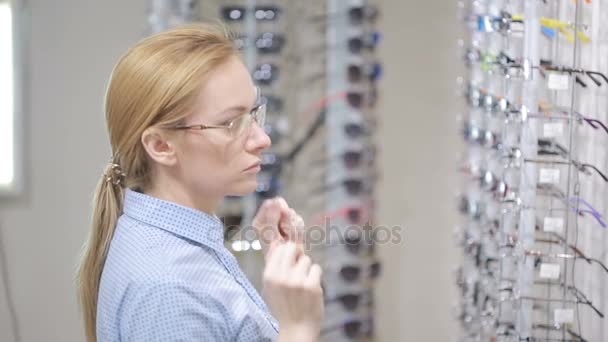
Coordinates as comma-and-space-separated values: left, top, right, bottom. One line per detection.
104, 162, 126, 187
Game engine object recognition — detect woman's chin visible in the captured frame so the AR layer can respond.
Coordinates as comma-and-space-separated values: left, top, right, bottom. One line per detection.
227, 179, 259, 197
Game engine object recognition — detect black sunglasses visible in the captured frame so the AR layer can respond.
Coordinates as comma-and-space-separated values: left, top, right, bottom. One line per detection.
346, 89, 378, 109
327, 291, 373, 312
348, 31, 381, 54
347, 62, 383, 83
339, 261, 381, 283
322, 318, 374, 339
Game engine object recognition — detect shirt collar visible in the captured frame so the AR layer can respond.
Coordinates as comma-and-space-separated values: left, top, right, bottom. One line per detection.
122, 189, 224, 247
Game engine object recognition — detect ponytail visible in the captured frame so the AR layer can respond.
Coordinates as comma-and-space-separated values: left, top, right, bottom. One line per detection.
76, 162, 125, 342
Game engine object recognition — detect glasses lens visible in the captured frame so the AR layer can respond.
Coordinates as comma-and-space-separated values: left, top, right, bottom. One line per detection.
254, 103, 267, 127
348, 7, 364, 23
347, 92, 363, 108
222, 6, 246, 21
344, 123, 364, 138
343, 151, 362, 169
231, 114, 252, 137
348, 38, 363, 53
370, 261, 381, 278
347, 65, 362, 82
343, 179, 363, 195
340, 266, 361, 282
347, 208, 361, 223
339, 294, 361, 311
343, 320, 362, 338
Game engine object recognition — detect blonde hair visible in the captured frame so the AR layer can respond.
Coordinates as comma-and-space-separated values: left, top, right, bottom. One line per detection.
76, 24, 237, 342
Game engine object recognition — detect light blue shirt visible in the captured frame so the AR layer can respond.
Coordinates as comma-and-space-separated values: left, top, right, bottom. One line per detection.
97, 189, 279, 341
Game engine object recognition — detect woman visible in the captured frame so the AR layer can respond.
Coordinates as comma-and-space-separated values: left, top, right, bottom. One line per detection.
76, 24, 324, 342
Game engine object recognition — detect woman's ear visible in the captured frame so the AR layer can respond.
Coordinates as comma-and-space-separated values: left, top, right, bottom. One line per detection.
141, 127, 177, 167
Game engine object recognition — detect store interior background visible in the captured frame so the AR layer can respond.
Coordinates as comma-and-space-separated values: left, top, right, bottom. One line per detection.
0, 1, 463, 341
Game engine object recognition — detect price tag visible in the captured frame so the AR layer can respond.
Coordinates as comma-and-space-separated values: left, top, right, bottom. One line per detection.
539, 168, 560, 184
543, 217, 564, 233
548, 73, 570, 90
543, 122, 564, 138
539, 263, 561, 279
554, 308, 574, 324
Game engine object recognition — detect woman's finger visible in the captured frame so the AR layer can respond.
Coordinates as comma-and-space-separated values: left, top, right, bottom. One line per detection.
292, 254, 312, 281
278, 242, 301, 272
304, 264, 323, 288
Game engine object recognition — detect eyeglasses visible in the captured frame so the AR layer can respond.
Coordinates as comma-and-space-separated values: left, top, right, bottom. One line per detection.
253, 63, 279, 86
172, 103, 266, 138
465, 83, 513, 114
461, 120, 501, 148
221, 5, 281, 21
537, 61, 607, 88
498, 280, 604, 319
469, 12, 590, 43
496, 321, 588, 342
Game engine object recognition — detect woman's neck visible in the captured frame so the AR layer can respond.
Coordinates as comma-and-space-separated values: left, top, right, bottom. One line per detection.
144, 181, 222, 215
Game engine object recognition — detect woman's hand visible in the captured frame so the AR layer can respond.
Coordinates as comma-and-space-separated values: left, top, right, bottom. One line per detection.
252, 197, 305, 259
262, 242, 324, 342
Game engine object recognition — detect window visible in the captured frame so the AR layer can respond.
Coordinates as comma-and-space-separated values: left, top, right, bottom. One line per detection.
0, 0, 20, 195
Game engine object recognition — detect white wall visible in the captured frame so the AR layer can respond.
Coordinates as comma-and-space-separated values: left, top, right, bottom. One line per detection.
0, 0, 462, 341
0, 1, 147, 341
375, 0, 462, 340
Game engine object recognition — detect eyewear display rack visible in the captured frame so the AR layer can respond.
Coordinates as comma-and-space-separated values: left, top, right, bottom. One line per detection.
457, 1, 608, 342
147, 1, 382, 341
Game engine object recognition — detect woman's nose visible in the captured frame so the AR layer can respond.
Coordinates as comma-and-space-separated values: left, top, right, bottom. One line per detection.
245, 122, 272, 152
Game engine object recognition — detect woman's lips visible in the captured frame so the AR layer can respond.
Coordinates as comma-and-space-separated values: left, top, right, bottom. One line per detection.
243, 161, 262, 173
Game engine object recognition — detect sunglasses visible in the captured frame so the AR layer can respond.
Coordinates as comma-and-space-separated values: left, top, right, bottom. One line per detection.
321, 318, 374, 339
252, 63, 279, 86
347, 62, 383, 83
346, 89, 378, 109
255, 171, 280, 199
308, 4, 379, 25
342, 230, 375, 255
312, 204, 373, 226
326, 291, 373, 311
461, 121, 500, 148
233, 32, 286, 54
348, 31, 381, 54
344, 122, 370, 139
348, 5, 379, 24
339, 261, 381, 283
221, 5, 281, 21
